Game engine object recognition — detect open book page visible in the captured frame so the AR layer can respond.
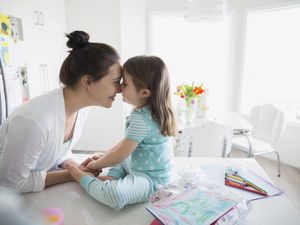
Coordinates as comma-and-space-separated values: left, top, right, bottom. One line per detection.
147, 184, 242, 225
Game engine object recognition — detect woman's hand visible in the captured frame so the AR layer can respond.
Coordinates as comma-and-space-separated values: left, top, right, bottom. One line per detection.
66, 164, 95, 182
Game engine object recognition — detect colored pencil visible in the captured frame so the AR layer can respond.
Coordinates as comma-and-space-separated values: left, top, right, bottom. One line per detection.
225, 180, 268, 196
226, 174, 267, 194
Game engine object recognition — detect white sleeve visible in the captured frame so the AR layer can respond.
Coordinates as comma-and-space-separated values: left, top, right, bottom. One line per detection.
53, 150, 73, 170
0, 116, 47, 193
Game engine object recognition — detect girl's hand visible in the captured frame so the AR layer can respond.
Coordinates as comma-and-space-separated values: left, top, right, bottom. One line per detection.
86, 159, 100, 170
66, 164, 94, 182
78, 157, 102, 173
79, 157, 94, 167
92, 154, 104, 160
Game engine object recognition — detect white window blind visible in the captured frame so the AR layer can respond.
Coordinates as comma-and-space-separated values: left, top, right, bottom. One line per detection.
151, 15, 229, 113
241, 7, 300, 122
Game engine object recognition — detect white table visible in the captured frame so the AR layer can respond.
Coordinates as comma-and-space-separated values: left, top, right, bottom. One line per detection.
22, 157, 300, 225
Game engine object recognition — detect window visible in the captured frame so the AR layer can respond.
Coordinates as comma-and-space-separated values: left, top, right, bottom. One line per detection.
241, 7, 300, 122
151, 14, 229, 113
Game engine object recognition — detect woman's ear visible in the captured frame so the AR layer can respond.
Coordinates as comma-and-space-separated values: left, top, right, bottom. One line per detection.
81, 75, 93, 90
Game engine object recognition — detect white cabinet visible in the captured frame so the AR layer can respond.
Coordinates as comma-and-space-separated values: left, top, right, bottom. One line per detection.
22, 27, 67, 98
0, 0, 67, 97
31, 0, 66, 32
0, 0, 66, 32
37, 30, 68, 92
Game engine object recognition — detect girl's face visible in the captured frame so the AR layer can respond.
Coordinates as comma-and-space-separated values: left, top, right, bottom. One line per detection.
88, 63, 122, 108
121, 72, 145, 106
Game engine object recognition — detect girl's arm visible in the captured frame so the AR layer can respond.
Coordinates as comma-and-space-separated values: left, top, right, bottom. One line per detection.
92, 141, 122, 159
86, 138, 138, 170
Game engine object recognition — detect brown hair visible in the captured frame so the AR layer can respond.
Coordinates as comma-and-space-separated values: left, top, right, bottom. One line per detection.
59, 31, 119, 87
123, 56, 177, 136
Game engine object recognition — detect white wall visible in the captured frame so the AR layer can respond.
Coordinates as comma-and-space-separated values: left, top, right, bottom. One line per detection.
65, 0, 121, 50
65, 0, 124, 151
65, 0, 300, 168
120, 0, 146, 61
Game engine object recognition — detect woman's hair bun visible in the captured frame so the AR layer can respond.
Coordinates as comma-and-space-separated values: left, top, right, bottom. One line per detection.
66, 31, 89, 49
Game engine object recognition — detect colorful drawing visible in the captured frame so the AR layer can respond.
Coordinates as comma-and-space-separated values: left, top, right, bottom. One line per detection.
0, 13, 12, 36
147, 186, 239, 225
0, 40, 9, 65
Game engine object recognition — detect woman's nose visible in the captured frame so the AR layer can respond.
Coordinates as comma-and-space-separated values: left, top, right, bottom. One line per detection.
116, 84, 122, 93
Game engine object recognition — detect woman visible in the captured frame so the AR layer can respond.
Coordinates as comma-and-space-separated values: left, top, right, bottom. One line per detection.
0, 31, 122, 193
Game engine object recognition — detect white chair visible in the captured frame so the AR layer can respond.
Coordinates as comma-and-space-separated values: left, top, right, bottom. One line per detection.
232, 104, 285, 177
174, 122, 233, 158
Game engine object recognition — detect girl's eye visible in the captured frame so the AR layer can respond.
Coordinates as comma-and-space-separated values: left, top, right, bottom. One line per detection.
122, 83, 127, 87
114, 81, 120, 86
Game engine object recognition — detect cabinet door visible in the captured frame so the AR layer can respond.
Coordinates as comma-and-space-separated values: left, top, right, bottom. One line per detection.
0, 0, 35, 27
22, 27, 67, 97
22, 26, 41, 97
36, 0, 66, 32
36, 29, 68, 91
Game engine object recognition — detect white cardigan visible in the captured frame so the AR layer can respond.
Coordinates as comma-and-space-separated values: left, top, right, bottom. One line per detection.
0, 88, 89, 193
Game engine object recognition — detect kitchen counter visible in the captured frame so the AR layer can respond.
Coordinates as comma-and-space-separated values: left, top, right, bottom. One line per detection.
22, 157, 300, 225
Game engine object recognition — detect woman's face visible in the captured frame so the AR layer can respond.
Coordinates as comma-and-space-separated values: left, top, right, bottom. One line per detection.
89, 63, 122, 108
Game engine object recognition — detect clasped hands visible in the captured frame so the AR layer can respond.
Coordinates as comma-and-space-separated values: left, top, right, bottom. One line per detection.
66, 155, 102, 182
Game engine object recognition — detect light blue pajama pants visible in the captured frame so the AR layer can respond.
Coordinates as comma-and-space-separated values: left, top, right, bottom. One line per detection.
80, 160, 155, 209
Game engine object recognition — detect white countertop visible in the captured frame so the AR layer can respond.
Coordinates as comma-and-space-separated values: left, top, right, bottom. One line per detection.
22, 157, 300, 225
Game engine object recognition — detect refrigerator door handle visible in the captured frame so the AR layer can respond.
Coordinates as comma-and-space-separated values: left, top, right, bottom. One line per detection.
40, 64, 49, 93
0, 59, 8, 124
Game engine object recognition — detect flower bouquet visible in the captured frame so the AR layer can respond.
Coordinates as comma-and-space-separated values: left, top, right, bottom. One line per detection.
174, 83, 208, 126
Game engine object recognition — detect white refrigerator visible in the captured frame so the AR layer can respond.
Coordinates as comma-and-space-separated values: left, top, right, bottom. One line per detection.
0, 13, 29, 125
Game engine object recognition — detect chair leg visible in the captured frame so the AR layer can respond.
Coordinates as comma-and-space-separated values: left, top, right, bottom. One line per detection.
274, 151, 281, 177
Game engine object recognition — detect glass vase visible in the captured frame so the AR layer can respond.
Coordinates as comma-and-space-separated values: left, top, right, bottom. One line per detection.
184, 98, 197, 127
176, 98, 197, 128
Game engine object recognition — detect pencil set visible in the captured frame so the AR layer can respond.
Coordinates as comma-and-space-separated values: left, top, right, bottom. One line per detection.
224, 171, 268, 196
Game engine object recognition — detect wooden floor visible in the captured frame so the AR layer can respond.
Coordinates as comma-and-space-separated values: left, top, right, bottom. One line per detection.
230, 148, 300, 213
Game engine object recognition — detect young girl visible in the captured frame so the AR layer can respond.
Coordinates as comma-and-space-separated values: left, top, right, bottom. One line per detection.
67, 56, 177, 209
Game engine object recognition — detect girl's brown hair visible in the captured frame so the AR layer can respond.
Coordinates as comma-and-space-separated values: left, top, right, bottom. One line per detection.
123, 56, 177, 136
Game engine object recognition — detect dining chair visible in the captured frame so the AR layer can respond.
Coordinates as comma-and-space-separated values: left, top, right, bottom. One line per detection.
232, 104, 285, 177
174, 122, 233, 158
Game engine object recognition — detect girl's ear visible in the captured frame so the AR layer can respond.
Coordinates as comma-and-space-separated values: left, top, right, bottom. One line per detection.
140, 89, 151, 98
81, 75, 93, 90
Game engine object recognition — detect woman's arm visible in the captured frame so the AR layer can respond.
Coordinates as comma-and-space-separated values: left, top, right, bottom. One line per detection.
87, 138, 138, 170
0, 117, 47, 193
46, 157, 101, 187
45, 170, 74, 187
60, 158, 79, 169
